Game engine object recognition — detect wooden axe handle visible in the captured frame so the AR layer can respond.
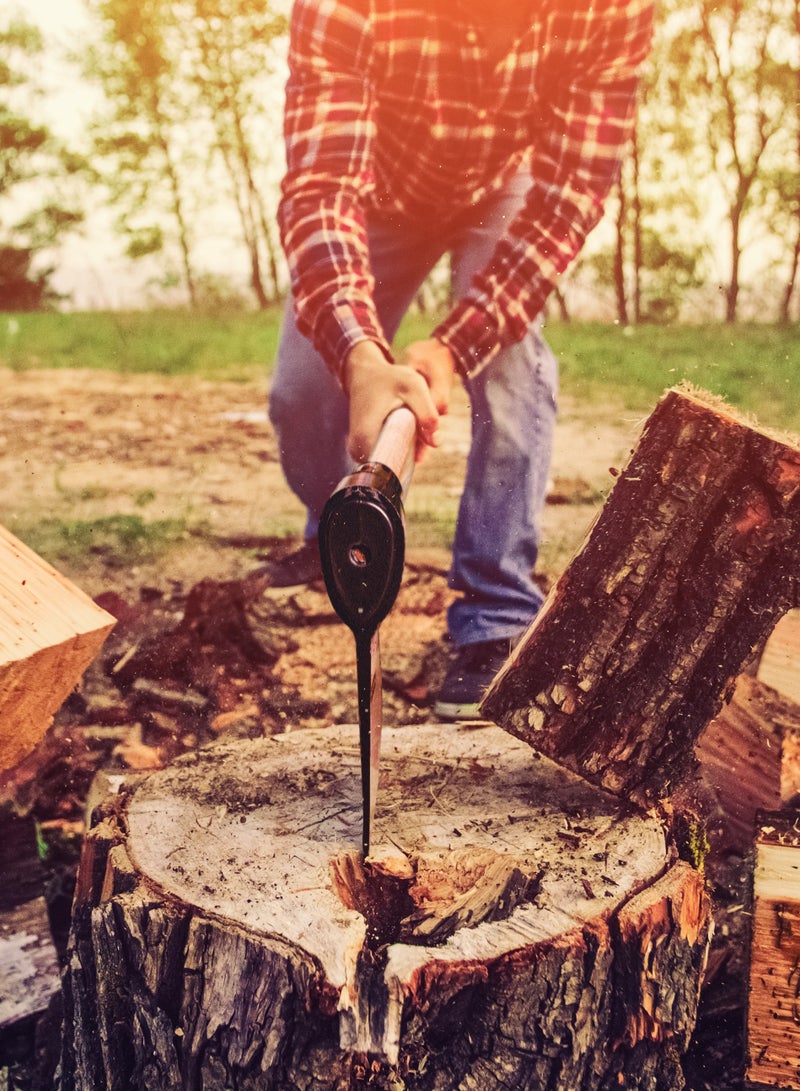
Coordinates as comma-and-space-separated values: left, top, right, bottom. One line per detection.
369, 406, 416, 489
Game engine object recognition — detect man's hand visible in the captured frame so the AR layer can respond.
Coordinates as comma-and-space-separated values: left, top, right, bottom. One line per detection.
401, 339, 457, 418
343, 341, 442, 462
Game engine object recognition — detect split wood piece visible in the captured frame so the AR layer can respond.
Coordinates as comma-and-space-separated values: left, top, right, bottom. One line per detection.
758, 609, 800, 708
672, 675, 794, 1022
60, 723, 711, 1091
746, 810, 800, 1090
783, 728, 800, 805
483, 385, 800, 807
678, 674, 786, 875
0, 524, 115, 775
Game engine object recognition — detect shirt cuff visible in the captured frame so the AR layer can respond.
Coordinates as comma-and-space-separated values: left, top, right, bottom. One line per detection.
312, 299, 393, 382
434, 276, 552, 378
433, 303, 503, 379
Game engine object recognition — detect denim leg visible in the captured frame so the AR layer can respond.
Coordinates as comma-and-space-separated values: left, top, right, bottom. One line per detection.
268, 220, 443, 539
268, 299, 351, 539
446, 177, 559, 646
448, 330, 558, 644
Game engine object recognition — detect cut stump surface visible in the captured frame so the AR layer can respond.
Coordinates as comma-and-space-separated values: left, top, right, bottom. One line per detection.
61, 723, 711, 1091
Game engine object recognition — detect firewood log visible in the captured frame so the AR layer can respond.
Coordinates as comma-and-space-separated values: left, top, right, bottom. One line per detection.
483, 385, 800, 807
0, 525, 115, 776
747, 810, 800, 1089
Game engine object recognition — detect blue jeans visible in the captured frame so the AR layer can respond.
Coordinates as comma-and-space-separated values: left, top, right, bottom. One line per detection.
269, 174, 558, 646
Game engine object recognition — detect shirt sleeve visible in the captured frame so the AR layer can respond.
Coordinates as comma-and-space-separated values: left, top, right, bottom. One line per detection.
277, 0, 392, 381
434, 0, 655, 379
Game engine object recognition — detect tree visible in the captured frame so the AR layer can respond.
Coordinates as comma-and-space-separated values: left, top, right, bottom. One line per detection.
778, 0, 800, 322
669, 0, 797, 322
178, 0, 288, 307
0, 16, 83, 309
85, 0, 289, 309
587, 5, 706, 325
86, 0, 200, 306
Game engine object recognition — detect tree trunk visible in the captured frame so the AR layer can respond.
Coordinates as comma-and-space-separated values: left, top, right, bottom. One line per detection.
482, 385, 800, 808
780, 225, 800, 325
631, 125, 643, 325
613, 179, 629, 326
58, 722, 711, 1091
779, 0, 800, 325
726, 197, 743, 323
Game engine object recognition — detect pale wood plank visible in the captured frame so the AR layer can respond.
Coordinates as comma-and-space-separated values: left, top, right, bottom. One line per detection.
0, 524, 115, 772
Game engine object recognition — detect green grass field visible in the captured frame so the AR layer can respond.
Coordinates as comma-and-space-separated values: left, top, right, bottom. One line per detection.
2, 308, 797, 572
1, 308, 798, 430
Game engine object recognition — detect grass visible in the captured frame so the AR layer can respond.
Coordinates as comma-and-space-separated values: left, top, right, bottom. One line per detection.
2, 308, 798, 429
545, 322, 800, 431
0, 308, 282, 382
2, 308, 797, 573
13, 513, 195, 568
406, 498, 463, 551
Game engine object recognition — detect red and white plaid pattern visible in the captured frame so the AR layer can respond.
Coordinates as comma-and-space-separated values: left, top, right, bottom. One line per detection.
278, 0, 654, 380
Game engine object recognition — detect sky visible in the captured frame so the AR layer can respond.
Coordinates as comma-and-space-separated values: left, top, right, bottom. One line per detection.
8, 0, 133, 306
18, 0, 86, 19
16, 0, 90, 38
15, 0, 96, 141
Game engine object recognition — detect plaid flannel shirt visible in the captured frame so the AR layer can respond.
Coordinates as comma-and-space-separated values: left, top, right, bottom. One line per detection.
278, 0, 654, 381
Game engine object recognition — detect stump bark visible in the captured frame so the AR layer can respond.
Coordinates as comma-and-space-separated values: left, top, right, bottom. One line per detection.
59, 723, 711, 1091
483, 385, 800, 806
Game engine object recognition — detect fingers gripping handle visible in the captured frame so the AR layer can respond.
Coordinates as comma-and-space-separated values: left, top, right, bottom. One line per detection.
370, 406, 416, 493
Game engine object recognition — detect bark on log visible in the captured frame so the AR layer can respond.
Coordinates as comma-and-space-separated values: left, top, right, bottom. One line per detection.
59, 723, 711, 1091
483, 385, 800, 807
0, 524, 115, 775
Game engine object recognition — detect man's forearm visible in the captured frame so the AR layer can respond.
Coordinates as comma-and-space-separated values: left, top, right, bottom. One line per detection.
435, 1, 654, 378
277, 0, 386, 382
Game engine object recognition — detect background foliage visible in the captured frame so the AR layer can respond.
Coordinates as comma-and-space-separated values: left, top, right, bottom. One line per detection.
1, 0, 799, 323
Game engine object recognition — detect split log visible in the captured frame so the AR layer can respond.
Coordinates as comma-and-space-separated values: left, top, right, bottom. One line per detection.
483, 385, 800, 806
758, 609, 800, 708
59, 723, 711, 1091
678, 674, 786, 874
673, 675, 795, 1029
746, 810, 800, 1089
0, 524, 115, 776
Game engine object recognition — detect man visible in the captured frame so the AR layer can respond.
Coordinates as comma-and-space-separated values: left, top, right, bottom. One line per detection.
269, 0, 654, 719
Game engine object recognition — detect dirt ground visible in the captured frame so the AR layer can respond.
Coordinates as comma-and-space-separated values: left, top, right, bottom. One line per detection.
0, 366, 639, 596
0, 367, 778, 1090
0, 366, 640, 743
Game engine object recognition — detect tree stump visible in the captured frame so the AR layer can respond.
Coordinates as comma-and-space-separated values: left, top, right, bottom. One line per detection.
483, 385, 800, 807
59, 722, 711, 1091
